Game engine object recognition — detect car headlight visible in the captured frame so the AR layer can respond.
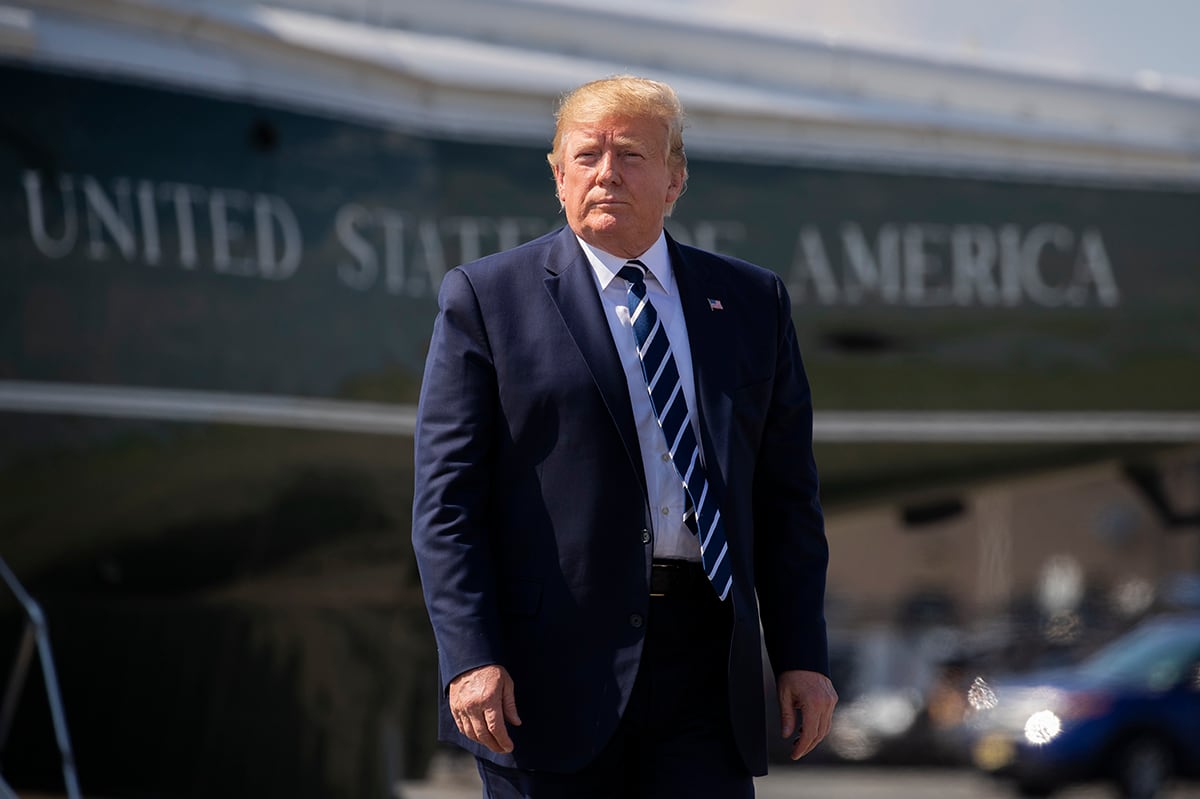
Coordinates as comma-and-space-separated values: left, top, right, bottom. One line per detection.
1023, 709, 1063, 744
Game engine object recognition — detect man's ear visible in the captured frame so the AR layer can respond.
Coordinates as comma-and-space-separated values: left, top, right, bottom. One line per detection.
553, 164, 567, 203
666, 167, 685, 204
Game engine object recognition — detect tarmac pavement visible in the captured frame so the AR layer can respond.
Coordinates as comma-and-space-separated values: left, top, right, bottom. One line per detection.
398, 752, 1200, 799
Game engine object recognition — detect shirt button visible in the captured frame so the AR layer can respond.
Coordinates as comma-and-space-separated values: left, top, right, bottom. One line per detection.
661, 452, 671, 462
629, 614, 644, 628
661, 506, 670, 516
641, 529, 651, 544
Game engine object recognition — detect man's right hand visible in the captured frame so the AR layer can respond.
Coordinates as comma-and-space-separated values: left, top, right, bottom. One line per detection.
449, 664, 522, 754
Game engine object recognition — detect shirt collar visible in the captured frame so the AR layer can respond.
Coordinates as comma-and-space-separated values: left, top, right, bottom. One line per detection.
576, 231, 674, 295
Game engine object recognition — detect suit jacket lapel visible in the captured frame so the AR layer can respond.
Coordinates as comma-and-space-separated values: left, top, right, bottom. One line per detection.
542, 228, 648, 495
668, 233, 731, 504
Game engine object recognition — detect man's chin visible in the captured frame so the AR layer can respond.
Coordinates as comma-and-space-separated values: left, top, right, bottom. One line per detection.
585, 209, 624, 224
579, 216, 622, 239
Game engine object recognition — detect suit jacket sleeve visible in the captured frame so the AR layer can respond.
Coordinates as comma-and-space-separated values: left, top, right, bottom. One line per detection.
753, 274, 830, 678
412, 267, 505, 692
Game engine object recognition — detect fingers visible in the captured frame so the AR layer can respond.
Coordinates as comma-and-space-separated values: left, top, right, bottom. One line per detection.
454, 706, 508, 754
788, 702, 833, 760
479, 703, 515, 754
503, 680, 523, 727
789, 721, 819, 760
777, 669, 838, 761
449, 664, 520, 754
779, 699, 796, 738
458, 692, 513, 754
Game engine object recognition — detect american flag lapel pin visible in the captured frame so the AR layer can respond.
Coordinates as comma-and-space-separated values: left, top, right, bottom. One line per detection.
707, 298, 724, 311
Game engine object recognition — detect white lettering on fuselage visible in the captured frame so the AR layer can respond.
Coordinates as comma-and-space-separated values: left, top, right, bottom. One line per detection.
19, 171, 1121, 307
23, 171, 303, 281
789, 222, 1120, 307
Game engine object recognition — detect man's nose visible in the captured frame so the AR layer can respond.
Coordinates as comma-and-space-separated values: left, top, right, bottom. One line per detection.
596, 151, 620, 184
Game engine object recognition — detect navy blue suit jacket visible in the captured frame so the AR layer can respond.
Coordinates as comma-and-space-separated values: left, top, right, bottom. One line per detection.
412, 226, 828, 775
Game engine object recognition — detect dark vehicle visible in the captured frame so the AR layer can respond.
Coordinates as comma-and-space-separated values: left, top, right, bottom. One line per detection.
967, 614, 1200, 798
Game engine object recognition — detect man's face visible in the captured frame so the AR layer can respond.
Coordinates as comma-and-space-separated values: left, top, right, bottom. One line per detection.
554, 114, 685, 259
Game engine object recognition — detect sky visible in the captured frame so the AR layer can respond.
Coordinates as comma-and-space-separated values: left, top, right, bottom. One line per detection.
546, 0, 1200, 88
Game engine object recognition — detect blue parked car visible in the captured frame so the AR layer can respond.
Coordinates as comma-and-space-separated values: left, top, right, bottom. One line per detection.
966, 614, 1200, 798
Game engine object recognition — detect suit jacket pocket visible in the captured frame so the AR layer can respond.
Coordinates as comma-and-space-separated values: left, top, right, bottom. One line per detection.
499, 578, 543, 618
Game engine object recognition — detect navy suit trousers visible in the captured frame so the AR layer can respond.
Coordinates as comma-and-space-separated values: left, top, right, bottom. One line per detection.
476, 562, 755, 799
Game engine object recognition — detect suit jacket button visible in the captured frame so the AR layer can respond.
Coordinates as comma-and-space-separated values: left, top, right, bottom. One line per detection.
640, 530, 651, 544
629, 614, 644, 628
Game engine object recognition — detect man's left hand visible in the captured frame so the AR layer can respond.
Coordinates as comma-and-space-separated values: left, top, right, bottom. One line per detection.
778, 669, 838, 760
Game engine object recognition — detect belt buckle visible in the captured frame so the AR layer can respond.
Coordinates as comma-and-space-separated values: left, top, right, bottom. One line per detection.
650, 562, 673, 597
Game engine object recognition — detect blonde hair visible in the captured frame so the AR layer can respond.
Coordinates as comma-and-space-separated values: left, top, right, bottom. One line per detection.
547, 75, 688, 195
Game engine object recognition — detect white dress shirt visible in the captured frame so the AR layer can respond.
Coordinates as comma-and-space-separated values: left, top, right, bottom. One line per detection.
577, 232, 703, 562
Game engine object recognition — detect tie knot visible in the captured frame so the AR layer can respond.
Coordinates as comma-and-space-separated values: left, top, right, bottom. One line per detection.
617, 261, 647, 287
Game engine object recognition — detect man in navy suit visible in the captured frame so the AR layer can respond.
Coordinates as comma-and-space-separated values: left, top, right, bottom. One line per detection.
412, 75, 835, 798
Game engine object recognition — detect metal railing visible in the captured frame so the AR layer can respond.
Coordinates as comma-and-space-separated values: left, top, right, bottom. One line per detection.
0, 557, 81, 799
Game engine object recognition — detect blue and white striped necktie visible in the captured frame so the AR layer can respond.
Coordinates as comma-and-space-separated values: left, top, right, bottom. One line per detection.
618, 260, 732, 601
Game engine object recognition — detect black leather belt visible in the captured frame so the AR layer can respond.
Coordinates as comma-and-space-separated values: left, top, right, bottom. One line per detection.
650, 559, 708, 597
